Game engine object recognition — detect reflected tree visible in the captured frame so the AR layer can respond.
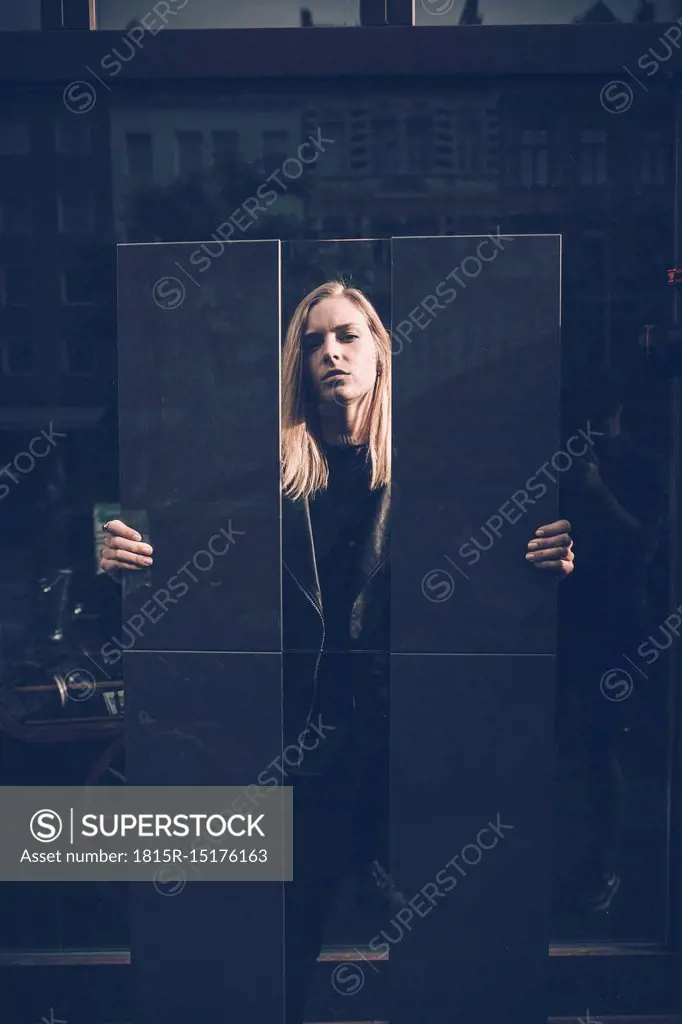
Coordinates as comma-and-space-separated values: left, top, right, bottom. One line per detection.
123, 150, 313, 243
635, 0, 655, 21
573, 1, 621, 22
459, 0, 483, 25
283, 240, 391, 329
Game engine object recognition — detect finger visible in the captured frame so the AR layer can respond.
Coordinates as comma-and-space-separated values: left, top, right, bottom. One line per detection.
527, 533, 571, 552
526, 545, 570, 563
532, 558, 572, 573
103, 535, 153, 557
101, 556, 143, 574
534, 519, 571, 537
101, 547, 153, 569
103, 519, 143, 542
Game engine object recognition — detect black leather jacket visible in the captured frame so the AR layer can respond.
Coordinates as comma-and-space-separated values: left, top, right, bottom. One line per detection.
282, 482, 390, 755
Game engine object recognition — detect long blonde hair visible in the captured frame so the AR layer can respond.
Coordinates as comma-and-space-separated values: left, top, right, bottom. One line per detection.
281, 281, 391, 501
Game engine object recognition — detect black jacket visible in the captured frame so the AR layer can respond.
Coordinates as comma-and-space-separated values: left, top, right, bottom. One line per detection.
281, 482, 390, 761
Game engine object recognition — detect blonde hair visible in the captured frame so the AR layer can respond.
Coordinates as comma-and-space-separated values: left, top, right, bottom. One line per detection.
281, 280, 391, 501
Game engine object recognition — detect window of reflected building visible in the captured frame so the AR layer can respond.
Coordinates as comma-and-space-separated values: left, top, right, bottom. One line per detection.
0, 116, 29, 155
0, 193, 31, 236
0, 333, 35, 375
0, 3, 41, 30
55, 117, 92, 157
58, 190, 95, 236
0, 267, 31, 307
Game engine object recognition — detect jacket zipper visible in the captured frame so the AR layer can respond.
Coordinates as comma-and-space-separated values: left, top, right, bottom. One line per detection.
353, 555, 388, 609
283, 561, 325, 728
348, 555, 388, 714
284, 554, 386, 731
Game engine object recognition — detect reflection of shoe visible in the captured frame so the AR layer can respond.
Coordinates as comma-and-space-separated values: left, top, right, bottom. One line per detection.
586, 872, 621, 912
357, 859, 408, 914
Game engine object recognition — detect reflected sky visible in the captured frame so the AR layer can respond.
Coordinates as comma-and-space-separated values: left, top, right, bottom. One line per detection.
96, 0, 359, 29
417, 0, 681, 23
94, 0, 682, 28
3, 0, 681, 30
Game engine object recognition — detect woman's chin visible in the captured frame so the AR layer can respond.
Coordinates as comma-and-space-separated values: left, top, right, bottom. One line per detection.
325, 383, 356, 406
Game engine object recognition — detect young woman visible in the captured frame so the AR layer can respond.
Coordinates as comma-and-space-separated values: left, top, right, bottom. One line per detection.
102, 280, 575, 1023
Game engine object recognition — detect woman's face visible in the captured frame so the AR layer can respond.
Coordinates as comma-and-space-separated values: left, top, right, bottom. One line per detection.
303, 296, 378, 408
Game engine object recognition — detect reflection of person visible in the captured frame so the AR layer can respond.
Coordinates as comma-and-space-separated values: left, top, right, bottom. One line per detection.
102, 280, 575, 1022
635, 0, 654, 22
574, 1, 620, 22
557, 370, 665, 914
459, 0, 483, 25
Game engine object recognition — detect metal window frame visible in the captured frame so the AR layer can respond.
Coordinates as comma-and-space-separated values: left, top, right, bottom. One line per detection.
41, 0, 414, 30
41, 0, 91, 30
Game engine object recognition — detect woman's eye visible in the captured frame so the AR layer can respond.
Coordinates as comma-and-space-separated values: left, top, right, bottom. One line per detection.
341, 334, 359, 341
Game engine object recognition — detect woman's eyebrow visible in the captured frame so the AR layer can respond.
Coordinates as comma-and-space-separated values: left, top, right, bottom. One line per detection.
303, 322, 361, 340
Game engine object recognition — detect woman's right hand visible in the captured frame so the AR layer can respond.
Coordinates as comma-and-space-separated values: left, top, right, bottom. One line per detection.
100, 520, 154, 574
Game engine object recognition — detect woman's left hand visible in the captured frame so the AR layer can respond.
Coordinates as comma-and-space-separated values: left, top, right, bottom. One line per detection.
525, 519, 574, 579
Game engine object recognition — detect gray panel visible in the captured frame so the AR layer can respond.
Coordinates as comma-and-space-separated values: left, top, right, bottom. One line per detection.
390, 235, 562, 1024
391, 234, 562, 655
126, 650, 284, 1024
389, 653, 555, 1024
116, 240, 281, 653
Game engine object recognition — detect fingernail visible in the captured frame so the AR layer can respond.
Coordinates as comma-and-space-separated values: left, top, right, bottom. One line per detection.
143, 558, 153, 566
536, 528, 545, 536
525, 552, 534, 560
528, 541, 538, 550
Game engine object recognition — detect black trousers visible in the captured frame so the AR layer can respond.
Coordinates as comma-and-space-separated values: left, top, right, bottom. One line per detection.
556, 607, 640, 881
284, 709, 388, 1024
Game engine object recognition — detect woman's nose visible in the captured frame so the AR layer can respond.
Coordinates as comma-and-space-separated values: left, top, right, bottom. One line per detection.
321, 335, 342, 360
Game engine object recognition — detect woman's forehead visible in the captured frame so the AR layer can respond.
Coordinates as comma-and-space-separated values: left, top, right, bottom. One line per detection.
306, 295, 367, 332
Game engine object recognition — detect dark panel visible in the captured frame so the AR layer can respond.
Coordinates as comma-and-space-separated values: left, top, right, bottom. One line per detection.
124, 651, 283, 783
389, 653, 555, 1024
125, 651, 284, 1024
391, 234, 561, 655
111, 502, 277, 657
2, 25, 682, 79
549, 949, 682, 1017
0, 962, 131, 1024
117, 240, 280, 508
390, 235, 561, 1024
117, 240, 280, 654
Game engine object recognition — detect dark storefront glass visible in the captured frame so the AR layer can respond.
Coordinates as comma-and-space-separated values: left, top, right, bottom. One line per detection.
0, 69, 678, 975
0, 3, 41, 30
